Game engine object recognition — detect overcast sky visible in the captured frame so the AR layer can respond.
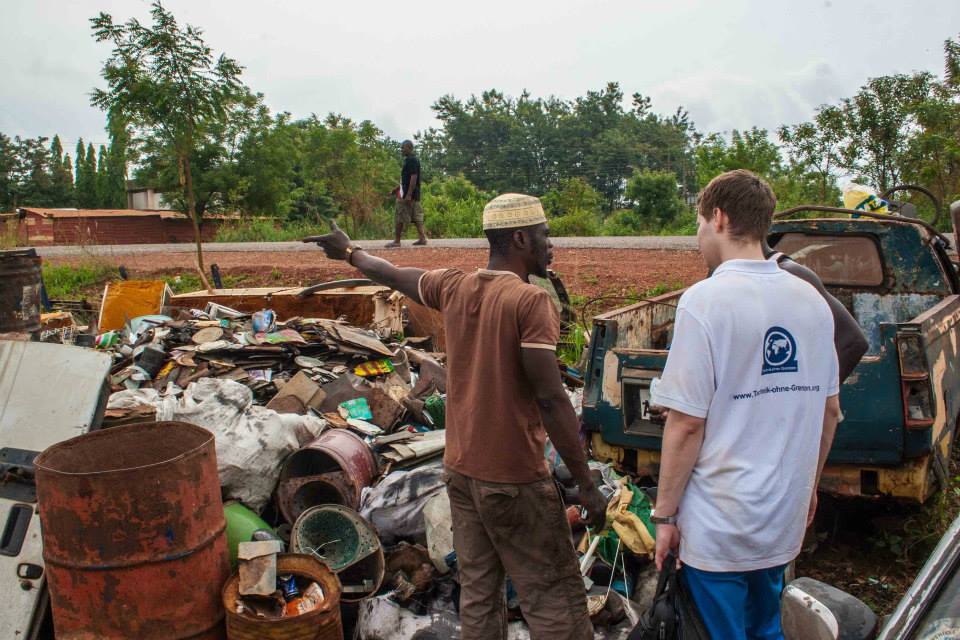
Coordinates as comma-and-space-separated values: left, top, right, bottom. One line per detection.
2, 0, 957, 151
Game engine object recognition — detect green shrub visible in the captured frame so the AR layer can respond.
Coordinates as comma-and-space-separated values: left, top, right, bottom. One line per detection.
420, 175, 493, 238
550, 209, 602, 236
42, 262, 117, 299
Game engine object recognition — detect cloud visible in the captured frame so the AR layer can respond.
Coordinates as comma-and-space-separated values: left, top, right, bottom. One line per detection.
650, 61, 847, 135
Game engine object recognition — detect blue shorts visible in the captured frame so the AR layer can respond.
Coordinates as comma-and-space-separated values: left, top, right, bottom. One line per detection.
682, 563, 786, 640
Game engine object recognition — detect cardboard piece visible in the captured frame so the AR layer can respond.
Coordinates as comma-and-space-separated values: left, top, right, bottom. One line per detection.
265, 371, 326, 414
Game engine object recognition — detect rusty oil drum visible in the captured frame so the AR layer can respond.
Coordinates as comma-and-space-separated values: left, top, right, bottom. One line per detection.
277, 429, 378, 523
0, 248, 42, 335
222, 554, 343, 640
35, 421, 231, 639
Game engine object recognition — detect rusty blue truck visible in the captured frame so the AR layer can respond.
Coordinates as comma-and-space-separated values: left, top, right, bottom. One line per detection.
583, 204, 960, 502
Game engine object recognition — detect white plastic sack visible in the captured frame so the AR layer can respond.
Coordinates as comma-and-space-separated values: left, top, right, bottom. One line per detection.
106, 388, 160, 410
155, 378, 325, 512
356, 593, 641, 640
359, 460, 445, 544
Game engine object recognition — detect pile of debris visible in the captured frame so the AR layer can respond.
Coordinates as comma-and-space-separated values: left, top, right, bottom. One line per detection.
9, 276, 658, 639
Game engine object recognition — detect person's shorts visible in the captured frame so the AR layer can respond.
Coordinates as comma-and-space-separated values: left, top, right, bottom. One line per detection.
396, 199, 424, 224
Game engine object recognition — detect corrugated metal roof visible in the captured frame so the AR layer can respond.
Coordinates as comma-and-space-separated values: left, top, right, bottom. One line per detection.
18, 208, 240, 221
18, 208, 176, 219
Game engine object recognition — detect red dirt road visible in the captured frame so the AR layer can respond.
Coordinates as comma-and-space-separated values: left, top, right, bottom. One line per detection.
48, 247, 708, 302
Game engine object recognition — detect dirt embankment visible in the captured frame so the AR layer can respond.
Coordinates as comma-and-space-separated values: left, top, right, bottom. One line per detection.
46, 246, 708, 303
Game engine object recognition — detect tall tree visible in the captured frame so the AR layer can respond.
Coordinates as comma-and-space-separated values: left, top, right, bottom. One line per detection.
0, 133, 19, 210
825, 73, 934, 191
96, 145, 110, 207
902, 33, 960, 219
91, 1, 247, 278
778, 114, 843, 203
74, 139, 86, 204
76, 142, 98, 207
48, 136, 74, 206
11, 136, 55, 207
103, 117, 130, 208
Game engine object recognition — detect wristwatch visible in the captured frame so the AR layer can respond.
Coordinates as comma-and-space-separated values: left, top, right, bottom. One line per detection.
650, 510, 678, 525
345, 245, 363, 265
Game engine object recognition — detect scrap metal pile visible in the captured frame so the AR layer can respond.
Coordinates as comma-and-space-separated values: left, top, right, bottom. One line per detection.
12, 277, 658, 639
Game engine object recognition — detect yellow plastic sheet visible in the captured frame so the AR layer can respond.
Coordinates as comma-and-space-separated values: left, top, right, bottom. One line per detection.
98, 280, 171, 331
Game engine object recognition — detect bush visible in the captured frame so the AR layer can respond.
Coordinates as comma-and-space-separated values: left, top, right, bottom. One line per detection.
42, 261, 117, 299
624, 169, 688, 228
550, 209, 602, 236
421, 175, 494, 238
541, 178, 603, 217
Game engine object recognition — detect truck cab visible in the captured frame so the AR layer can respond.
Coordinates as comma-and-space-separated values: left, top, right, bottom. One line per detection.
583, 212, 960, 501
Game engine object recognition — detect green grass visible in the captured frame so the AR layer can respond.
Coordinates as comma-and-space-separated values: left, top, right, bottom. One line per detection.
214, 218, 330, 243
42, 262, 117, 299
558, 322, 590, 367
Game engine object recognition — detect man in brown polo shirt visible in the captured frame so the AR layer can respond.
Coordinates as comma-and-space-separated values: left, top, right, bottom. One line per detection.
310, 193, 606, 639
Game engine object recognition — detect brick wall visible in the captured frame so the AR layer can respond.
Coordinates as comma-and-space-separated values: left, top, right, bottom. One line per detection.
54, 217, 164, 244
19, 212, 220, 245
162, 219, 220, 243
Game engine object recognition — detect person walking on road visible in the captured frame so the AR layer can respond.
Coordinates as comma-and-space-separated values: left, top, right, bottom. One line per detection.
386, 140, 428, 248
311, 193, 606, 640
650, 170, 843, 640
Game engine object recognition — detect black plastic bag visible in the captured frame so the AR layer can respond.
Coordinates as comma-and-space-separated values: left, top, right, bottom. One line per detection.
628, 552, 710, 640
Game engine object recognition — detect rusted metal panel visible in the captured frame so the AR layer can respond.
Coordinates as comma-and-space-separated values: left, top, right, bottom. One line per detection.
0, 340, 112, 451
169, 286, 403, 337
35, 421, 231, 639
405, 301, 445, 351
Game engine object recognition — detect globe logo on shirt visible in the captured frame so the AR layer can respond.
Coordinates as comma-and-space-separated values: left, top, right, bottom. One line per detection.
762, 326, 799, 375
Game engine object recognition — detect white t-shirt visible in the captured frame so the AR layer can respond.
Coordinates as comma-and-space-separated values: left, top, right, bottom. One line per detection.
651, 258, 839, 572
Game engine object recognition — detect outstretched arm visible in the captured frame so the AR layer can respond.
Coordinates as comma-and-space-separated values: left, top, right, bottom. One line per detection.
779, 259, 869, 383
305, 221, 426, 303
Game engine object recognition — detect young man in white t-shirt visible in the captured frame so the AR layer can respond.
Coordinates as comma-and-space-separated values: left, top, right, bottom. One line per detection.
650, 169, 843, 639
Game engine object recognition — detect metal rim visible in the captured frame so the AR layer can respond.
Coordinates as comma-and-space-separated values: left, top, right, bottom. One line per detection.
35, 421, 215, 477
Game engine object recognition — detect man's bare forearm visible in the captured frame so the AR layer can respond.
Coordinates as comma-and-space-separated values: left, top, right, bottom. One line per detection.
350, 251, 425, 303
814, 394, 842, 485
538, 394, 594, 490
405, 174, 418, 199
655, 411, 705, 515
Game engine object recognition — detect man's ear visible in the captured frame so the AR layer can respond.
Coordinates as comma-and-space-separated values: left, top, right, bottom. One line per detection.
512, 228, 528, 249
713, 207, 728, 234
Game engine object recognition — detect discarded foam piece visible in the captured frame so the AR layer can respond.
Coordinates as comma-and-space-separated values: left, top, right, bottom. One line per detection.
423, 492, 454, 574
238, 540, 283, 596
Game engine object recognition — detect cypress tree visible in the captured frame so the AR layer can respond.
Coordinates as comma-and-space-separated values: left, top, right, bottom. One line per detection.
49, 135, 74, 206
96, 145, 109, 207
74, 139, 85, 198
77, 142, 97, 207
105, 120, 129, 209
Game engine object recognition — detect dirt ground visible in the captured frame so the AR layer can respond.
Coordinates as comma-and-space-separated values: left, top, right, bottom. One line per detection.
45, 246, 708, 304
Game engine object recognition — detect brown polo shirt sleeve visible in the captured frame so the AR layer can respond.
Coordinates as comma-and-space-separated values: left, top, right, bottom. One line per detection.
417, 268, 465, 311
518, 288, 561, 351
